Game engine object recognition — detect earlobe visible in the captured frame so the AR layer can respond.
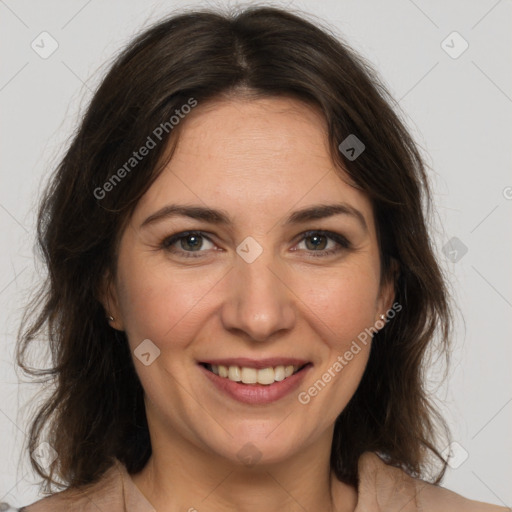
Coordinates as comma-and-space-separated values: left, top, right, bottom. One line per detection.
376, 258, 400, 323
98, 271, 124, 331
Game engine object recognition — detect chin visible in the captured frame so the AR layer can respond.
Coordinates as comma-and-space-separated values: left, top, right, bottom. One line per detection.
201, 422, 305, 467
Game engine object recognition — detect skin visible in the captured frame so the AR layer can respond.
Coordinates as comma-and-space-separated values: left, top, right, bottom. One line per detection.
103, 96, 395, 512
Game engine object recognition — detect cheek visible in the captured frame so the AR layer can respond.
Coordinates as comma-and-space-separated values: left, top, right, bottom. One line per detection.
116, 242, 381, 356
116, 253, 221, 350
298, 263, 380, 343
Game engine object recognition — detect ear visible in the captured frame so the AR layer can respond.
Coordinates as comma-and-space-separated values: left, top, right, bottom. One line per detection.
375, 258, 399, 324
97, 270, 125, 331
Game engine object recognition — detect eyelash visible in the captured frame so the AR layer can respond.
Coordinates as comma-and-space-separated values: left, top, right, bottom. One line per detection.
160, 230, 351, 259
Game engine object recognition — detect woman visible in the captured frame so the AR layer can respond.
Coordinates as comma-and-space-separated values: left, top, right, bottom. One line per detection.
14, 5, 507, 512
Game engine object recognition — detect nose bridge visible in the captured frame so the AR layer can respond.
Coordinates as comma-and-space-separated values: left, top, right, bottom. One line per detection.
221, 244, 295, 342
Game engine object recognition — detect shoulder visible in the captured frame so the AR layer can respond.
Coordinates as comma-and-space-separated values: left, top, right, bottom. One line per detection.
20, 460, 126, 512
356, 451, 509, 512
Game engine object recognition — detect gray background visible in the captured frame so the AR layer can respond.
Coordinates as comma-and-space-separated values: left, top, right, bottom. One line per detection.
1, 0, 511, 508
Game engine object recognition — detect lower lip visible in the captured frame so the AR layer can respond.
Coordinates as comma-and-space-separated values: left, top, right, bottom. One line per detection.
199, 364, 312, 404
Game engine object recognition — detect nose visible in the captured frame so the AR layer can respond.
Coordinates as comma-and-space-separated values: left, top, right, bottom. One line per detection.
220, 250, 296, 343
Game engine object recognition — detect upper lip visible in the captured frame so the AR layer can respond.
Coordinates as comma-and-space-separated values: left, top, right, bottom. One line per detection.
199, 358, 310, 369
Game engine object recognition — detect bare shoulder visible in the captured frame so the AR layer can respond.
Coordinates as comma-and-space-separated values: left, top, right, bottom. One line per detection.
357, 452, 510, 512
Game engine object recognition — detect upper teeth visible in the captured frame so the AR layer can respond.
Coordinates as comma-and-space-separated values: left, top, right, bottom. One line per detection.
209, 364, 300, 385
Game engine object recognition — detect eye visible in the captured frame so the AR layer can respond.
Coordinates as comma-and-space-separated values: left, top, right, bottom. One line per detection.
293, 230, 351, 257
161, 231, 216, 258
161, 229, 351, 259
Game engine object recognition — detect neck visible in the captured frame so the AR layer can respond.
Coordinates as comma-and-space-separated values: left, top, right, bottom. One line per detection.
131, 423, 357, 512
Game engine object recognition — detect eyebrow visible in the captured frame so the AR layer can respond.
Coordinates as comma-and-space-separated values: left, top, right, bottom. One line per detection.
140, 202, 367, 231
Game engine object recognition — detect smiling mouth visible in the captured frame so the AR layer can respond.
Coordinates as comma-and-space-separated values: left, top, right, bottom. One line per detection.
200, 362, 310, 386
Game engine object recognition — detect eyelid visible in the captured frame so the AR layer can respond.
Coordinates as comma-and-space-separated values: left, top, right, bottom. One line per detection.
292, 229, 351, 247
161, 229, 352, 258
292, 230, 352, 258
161, 230, 216, 256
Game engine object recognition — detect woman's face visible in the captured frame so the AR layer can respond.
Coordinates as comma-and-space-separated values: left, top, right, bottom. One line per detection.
107, 96, 394, 466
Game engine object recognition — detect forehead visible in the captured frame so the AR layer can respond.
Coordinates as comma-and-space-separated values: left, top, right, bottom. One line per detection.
132, 96, 374, 232
172, 96, 331, 172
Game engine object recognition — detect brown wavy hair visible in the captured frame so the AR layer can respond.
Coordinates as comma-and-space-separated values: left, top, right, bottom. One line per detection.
17, 5, 452, 493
